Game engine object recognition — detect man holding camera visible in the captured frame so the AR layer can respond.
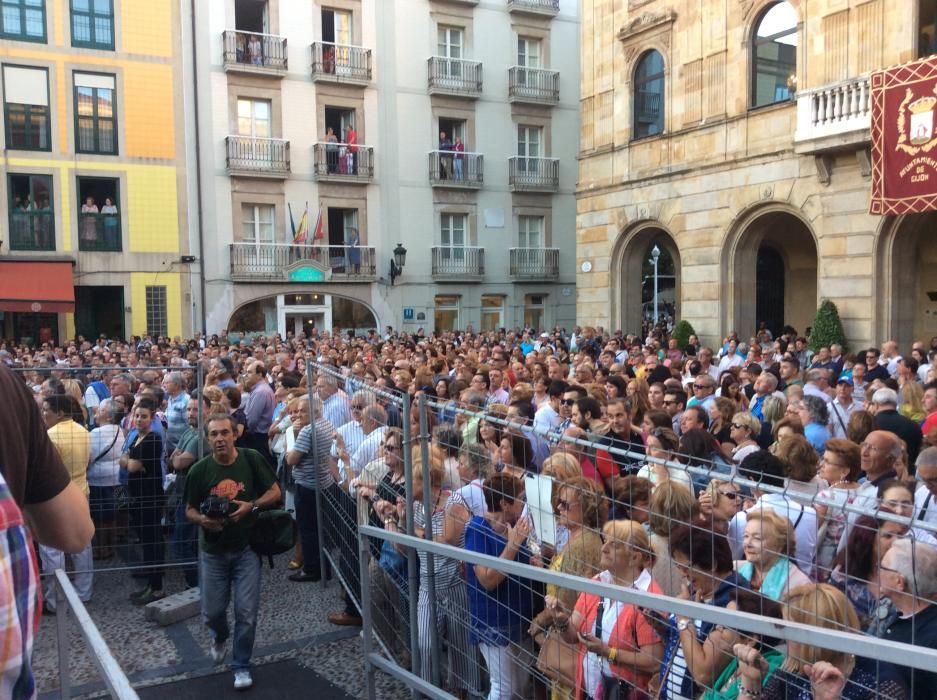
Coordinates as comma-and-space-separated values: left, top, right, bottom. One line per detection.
185, 414, 281, 691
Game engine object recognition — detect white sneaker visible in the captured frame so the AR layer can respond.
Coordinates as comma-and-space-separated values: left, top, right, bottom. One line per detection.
209, 640, 226, 664
233, 670, 253, 690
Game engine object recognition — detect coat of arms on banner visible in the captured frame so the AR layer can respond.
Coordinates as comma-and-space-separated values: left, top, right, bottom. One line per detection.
897, 87, 937, 154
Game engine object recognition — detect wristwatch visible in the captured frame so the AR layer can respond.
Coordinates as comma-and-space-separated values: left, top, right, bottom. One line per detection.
251, 501, 259, 513
677, 618, 695, 631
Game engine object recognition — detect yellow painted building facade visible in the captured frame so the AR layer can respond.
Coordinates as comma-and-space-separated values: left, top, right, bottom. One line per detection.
576, 0, 937, 350
0, 0, 189, 343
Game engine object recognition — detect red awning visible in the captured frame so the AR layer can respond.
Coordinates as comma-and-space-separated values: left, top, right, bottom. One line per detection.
0, 261, 75, 313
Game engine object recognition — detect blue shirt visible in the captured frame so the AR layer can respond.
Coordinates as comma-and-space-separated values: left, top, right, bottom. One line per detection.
464, 515, 532, 646
804, 421, 830, 454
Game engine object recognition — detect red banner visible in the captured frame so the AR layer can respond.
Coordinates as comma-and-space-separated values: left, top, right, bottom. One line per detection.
871, 55, 937, 215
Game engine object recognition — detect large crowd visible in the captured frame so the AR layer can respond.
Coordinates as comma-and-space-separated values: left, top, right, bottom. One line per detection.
4, 324, 937, 699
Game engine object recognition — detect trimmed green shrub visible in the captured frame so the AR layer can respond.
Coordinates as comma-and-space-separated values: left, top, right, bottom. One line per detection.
671, 320, 697, 351
809, 300, 847, 352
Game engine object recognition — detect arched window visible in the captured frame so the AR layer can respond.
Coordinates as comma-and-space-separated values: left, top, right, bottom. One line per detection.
633, 50, 665, 139
751, 1, 797, 108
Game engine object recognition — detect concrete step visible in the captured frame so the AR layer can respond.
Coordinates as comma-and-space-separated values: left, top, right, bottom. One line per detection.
145, 586, 200, 626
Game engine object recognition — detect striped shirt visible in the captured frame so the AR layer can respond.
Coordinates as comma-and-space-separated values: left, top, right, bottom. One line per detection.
0, 468, 40, 700
291, 417, 336, 489
414, 497, 460, 588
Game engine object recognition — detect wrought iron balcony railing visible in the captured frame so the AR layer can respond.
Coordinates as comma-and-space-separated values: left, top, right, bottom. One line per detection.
508, 156, 559, 192
222, 30, 288, 74
509, 247, 559, 279
310, 42, 372, 84
226, 136, 291, 178
431, 246, 485, 279
229, 242, 377, 281
428, 150, 483, 188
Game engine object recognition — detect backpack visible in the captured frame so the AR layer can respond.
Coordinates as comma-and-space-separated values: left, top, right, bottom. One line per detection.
249, 509, 297, 568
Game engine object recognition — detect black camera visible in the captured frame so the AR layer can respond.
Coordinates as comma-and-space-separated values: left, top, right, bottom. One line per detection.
200, 495, 234, 519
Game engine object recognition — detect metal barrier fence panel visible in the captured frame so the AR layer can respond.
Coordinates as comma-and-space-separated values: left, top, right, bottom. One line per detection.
306, 361, 937, 700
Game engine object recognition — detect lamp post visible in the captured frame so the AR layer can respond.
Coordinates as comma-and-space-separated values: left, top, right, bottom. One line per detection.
390, 243, 407, 285
650, 244, 660, 326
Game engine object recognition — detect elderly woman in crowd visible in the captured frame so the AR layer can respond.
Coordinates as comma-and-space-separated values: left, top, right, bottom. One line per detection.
774, 433, 822, 497
737, 510, 811, 601
728, 412, 761, 464
797, 395, 831, 455
814, 438, 863, 576
648, 481, 697, 597
530, 476, 606, 700
88, 398, 125, 560
699, 478, 744, 535
547, 520, 663, 700
443, 443, 493, 547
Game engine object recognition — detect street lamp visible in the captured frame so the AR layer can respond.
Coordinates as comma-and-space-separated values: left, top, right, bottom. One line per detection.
650, 244, 660, 326
390, 243, 407, 285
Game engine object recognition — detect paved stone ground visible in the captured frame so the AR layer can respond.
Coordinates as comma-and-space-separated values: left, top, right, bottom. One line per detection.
34, 556, 412, 699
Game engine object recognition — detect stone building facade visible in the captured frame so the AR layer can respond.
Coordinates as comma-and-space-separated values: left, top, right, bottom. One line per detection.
576, 0, 937, 349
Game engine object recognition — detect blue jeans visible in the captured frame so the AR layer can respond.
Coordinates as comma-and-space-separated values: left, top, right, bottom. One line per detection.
200, 547, 261, 670
172, 503, 199, 588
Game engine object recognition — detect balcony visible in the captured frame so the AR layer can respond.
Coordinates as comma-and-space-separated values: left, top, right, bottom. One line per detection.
310, 42, 372, 85
508, 156, 559, 192
508, 66, 559, 105
226, 136, 290, 179
313, 143, 374, 183
428, 150, 483, 189
431, 246, 485, 280
794, 75, 871, 154
229, 243, 377, 282
78, 213, 121, 252
510, 247, 559, 280
222, 30, 288, 76
427, 57, 482, 98
8, 211, 54, 251
507, 0, 560, 16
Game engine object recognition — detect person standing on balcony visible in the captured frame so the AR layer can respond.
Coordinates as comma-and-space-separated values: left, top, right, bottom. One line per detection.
325, 127, 339, 174
439, 131, 452, 179
346, 228, 361, 274
345, 124, 358, 175
80, 196, 98, 245
453, 136, 465, 180
101, 197, 118, 248
247, 34, 263, 66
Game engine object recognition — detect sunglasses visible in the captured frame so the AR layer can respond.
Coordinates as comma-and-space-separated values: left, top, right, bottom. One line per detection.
556, 499, 577, 511
351, 405, 365, 410
693, 384, 708, 389
730, 423, 748, 430
560, 398, 576, 406
383, 444, 398, 452
662, 399, 677, 405
719, 491, 740, 500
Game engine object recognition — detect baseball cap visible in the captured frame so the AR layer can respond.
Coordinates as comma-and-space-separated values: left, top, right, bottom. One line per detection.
836, 376, 853, 386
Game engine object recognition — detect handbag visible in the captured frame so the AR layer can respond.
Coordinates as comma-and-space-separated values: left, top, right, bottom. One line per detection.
249, 508, 297, 568
535, 627, 578, 688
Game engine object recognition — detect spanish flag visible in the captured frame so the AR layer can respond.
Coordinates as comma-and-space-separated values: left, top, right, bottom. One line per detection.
313, 205, 325, 241
293, 203, 309, 243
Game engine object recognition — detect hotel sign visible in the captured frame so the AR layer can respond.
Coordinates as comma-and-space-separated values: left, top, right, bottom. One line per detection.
871, 55, 937, 215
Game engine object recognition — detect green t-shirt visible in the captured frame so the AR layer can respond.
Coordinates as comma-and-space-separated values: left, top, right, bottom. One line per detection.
184, 447, 277, 555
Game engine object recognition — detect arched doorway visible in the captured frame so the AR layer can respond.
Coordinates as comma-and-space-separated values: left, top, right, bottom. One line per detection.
612, 224, 681, 333
878, 213, 937, 349
727, 208, 818, 338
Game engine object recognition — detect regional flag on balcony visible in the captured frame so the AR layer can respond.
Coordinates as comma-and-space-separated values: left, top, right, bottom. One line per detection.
871, 55, 937, 215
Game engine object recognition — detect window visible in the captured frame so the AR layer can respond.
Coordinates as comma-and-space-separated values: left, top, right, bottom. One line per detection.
322, 8, 352, 45
8, 173, 53, 250
524, 294, 546, 330
517, 125, 543, 174
518, 215, 543, 248
435, 295, 460, 332
437, 25, 463, 80
751, 1, 797, 108
145, 286, 168, 338
237, 98, 272, 138
517, 36, 541, 68
0, 0, 46, 42
235, 0, 268, 32
441, 213, 467, 258
633, 50, 665, 139
480, 295, 504, 332
70, 0, 113, 49
74, 72, 116, 154
77, 176, 120, 251
241, 204, 274, 244
3, 65, 49, 150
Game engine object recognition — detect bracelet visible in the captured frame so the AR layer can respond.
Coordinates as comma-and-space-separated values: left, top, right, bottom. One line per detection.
607, 647, 618, 663
739, 688, 762, 699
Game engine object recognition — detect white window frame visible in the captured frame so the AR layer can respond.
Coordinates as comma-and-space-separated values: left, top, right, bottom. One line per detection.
518, 215, 543, 249
241, 203, 275, 245
237, 98, 272, 138
440, 212, 467, 260
517, 36, 541, 68
480, 294, 504, 331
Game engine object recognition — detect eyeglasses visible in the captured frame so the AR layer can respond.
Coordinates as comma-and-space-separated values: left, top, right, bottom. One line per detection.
882, 499, 914, 509
383, 444, 398, 452
662, 399, 677, 406
719, 491, 740, 500
556, 499, 578, 511
560, 399, 576, 406
351, 405, 365, 411
730, 423, 748, 430
692, 384, 709, 390
860, 442, 886, 453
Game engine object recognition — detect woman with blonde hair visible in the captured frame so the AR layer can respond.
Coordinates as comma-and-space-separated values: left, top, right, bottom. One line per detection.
551, 520, 664, 700
61, 377, 89, 426
734, 584, 906, 698
773, 433, 822, 496
900, 380, 926, 422
530, 478, 606, 699
737, 510, 811, 601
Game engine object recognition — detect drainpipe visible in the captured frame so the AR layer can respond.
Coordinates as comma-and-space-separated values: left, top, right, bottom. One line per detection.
190, 0, 208, 335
